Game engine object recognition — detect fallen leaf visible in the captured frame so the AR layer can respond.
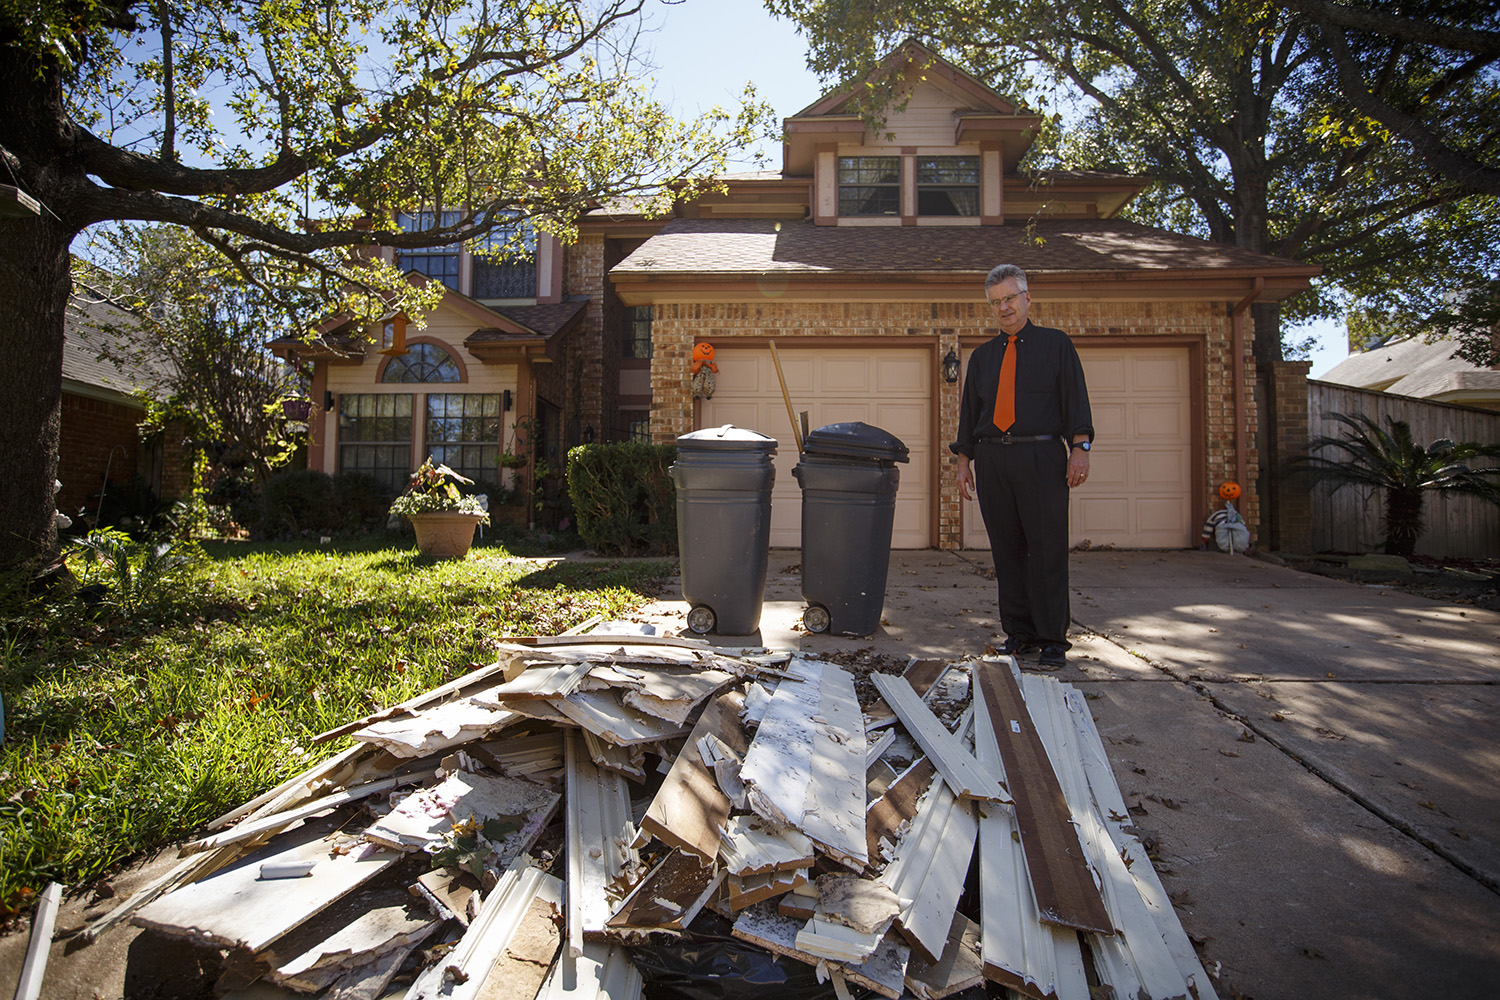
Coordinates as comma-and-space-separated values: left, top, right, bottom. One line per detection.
1218, 749, 1240, 758
1419, 800, 1436, 810
1450, 828, 1471, 841
1301, 947, 1327, 960
1237, 730, 1256, 743
1271, 712, 1287, 722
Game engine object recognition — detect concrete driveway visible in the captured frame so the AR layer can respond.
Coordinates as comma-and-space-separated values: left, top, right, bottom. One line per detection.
640, 547, 1500, 1000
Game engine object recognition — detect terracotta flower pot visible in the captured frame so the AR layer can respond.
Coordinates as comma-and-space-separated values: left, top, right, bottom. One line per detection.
407, 511, 485, 559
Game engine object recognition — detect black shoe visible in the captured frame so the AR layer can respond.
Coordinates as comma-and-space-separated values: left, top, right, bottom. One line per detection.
996, 636, 1038, 657
1038, 645, 1067, 669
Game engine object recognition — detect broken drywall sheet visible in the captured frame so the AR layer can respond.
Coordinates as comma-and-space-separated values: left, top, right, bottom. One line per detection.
364, 770, 560, 865
354, 699, 521, 758
718, 815, 814, 875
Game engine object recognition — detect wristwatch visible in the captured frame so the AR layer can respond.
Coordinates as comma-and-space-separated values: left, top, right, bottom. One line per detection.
1070, 440, 1091, 452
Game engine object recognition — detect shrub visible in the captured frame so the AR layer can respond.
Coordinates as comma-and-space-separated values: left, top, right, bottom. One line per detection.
333, 472, 392, 531
567, 443, 677, 555
260, 469, 338, 538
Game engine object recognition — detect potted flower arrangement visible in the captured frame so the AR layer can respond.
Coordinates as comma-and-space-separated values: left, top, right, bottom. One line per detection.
389, 458, 490, 559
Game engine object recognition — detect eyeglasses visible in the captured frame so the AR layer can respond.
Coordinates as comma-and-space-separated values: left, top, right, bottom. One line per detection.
987, 291, 1026, 308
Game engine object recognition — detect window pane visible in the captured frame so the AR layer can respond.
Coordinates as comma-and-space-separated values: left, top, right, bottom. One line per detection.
916, 156, 979, 217
622, 305, 653, 359
426, 393, 502, 486
382, 343, 461, 383
338, 393, 412, 494
838, 156, 900, 217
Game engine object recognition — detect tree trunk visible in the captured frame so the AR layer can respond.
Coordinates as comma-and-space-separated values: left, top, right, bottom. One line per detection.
1383, 488, 1425, 558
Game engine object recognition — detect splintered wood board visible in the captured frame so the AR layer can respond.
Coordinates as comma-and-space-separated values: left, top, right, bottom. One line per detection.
740, 656, 868, 867
904, 912, 984, 1000
471, 661, 594, 702
732, 902, 909, 1000
863, 658, 949, 729
550, 689, 691, 745
879, 775, 978, 965
617, 666, 737, 726
724, 868, 808, 912
352, 699, 521, 758
1022, 675, 1217, 1000
565, 732, 642, 953
606, 850, 722, 930
535, 940, 643, 1000
638, 690, 747, 862
870, 673, 1008, 804
583, 730, 646, 780
974, 661, 1112, 936
364, 770, 560, 862
865, 758, 937, 870
132, 819, 398, 952
474, 896, 565, 1000
469, 732, 565, 783
972, 674, 1088, 998
719, 816, 814, 875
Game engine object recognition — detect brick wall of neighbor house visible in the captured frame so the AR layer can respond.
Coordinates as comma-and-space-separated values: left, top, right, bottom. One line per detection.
650, 298, 1255, 550
58, 392, 142, 514
1269, 359, 1313, 553
565, 234, 607, 437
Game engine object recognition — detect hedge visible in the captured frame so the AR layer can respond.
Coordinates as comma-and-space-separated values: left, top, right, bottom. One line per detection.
566, 443, 677, 555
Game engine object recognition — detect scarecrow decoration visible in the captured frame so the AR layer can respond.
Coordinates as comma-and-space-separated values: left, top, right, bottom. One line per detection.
691, 341, 718, 399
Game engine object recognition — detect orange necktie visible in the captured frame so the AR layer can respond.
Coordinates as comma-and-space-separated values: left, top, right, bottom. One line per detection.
992, 335, 1017, 431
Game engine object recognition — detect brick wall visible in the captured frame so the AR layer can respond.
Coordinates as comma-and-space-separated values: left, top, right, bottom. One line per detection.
57, 391, 143, 515
564, 235, 606, 437
647, 297, 1256, 550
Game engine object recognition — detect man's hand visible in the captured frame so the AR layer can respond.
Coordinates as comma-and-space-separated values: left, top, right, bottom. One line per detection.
957, 457, 976, 501
1066, 448, 1090, 489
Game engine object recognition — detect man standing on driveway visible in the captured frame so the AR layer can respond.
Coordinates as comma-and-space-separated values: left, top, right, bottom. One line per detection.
953, 264, 1094, 668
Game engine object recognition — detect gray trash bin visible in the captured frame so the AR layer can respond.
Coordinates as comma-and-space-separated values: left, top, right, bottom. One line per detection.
793, 422, 909, 636
671, 425, 778, 636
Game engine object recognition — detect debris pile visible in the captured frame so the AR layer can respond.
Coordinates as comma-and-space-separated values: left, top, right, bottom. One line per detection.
88, 630, 1217, 1000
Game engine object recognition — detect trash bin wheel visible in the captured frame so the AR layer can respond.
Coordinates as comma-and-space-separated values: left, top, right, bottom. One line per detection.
802, 605, 831, 634
686, 605, 717, 635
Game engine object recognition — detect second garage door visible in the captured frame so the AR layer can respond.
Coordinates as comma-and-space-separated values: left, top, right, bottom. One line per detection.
962, 346, 1194, 550
702, 346, 931, 549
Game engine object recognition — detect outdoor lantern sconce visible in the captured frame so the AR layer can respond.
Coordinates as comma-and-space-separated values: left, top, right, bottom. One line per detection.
942, 348, 960, 384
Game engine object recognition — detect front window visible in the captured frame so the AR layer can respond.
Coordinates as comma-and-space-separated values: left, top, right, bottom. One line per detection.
622, 305, 653, 359
472, 213, 538, 298
838, 156, 900, 216
382, 343, 461, 383
338, 394, 413, 495
426, 393, 501, 485
396, 210, 462, 290
917, 156, 980, 216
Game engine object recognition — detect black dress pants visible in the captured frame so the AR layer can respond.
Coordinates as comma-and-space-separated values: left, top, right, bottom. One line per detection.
973, 439, 1071, 648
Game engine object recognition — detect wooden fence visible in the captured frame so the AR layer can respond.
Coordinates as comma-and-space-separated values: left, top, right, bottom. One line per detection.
1306, 381, 1500, 558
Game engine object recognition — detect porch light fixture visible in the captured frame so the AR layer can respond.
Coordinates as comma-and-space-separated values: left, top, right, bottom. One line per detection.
942, 348, 960, 384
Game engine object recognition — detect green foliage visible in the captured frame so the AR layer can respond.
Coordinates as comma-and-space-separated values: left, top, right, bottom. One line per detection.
68, 531, 198, 613
332, 472, 393, 531
388, 459, 489, 521
1292, 411, 1500, 556
0, 539, 671, 917
566, 443, 677, 556
770, 1, 1500, 359
259, 469, 339, 538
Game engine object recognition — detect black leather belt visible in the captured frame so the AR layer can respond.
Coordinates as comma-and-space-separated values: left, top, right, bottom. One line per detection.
978, 434, 1055, 445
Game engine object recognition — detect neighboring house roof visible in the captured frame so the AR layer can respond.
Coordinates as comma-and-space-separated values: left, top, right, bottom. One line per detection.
610, 217, 1318, 300
61, 294, 170, 406
1319, 334, 1500, 408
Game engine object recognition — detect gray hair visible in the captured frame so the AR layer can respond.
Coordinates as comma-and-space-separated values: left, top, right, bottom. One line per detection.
985, 264, 1028, 292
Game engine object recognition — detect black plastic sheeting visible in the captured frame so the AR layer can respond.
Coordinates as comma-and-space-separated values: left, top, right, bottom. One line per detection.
628, 914, 875, 1000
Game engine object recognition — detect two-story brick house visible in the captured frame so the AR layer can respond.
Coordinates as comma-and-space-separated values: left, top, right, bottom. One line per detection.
279, 42, 1317, 549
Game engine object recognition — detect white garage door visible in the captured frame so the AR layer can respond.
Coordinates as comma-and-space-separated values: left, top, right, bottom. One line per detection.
962, 346, 1193, 550
702, 347, 932, 548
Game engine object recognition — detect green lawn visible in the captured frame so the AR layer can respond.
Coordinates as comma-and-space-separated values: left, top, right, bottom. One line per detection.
0, 534, 672, 920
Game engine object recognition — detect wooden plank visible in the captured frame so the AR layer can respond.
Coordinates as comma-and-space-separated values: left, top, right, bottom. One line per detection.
863, 658, 949, 729
723, 868, 808, 912
619, 667, 737, 726
474, 895, 565, 1000
550, 689, 690, 746
974, 660, 1112, 936
312, 656, 526, 745
565, 732, 643, 955
353, 699, 522, 758
471, 661, 594, 702
534, 940, 643, 1000
904, 912, 984, 1000
732, 902, 909, 1000
637, 691, 747, 862
865, 758, 936, 869
412, 869, 480, 926
606, 851, 723, 930
719, 815, 814, 875
262, 878, 443, 991
795, 874, 903, 964
972, 675, 1089, 999
132, 818, 399, 952
740, 656, 869, 868
1022, 675, 1218, 1000
583, 730, 646, 781
870, 673, 1008, 804
878, 776, 978, 965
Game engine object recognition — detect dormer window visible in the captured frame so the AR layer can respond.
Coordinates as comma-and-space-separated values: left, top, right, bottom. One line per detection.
396, 210, 462, 290
838, 156, 900, 216
917, 156, 980, 216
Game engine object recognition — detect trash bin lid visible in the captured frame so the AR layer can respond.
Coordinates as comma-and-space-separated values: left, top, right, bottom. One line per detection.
676, 424, 778, 454
803, 422, 909, 462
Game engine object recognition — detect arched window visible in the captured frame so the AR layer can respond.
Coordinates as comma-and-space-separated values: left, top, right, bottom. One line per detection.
382, 343, 461, 383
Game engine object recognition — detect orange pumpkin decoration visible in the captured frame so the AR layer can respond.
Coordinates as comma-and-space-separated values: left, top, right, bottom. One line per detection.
1219, 481, 1241, 501
691, 342, 718, 399
691, 342, 718, 375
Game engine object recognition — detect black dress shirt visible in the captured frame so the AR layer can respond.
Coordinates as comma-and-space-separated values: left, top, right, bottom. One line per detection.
950, 320, 1095, 458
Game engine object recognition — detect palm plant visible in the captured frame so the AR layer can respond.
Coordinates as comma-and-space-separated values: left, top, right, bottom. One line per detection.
1294, 412, 1500, 557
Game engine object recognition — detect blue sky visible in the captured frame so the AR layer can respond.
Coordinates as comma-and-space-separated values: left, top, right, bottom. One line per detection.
639, 0, 1351, 376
